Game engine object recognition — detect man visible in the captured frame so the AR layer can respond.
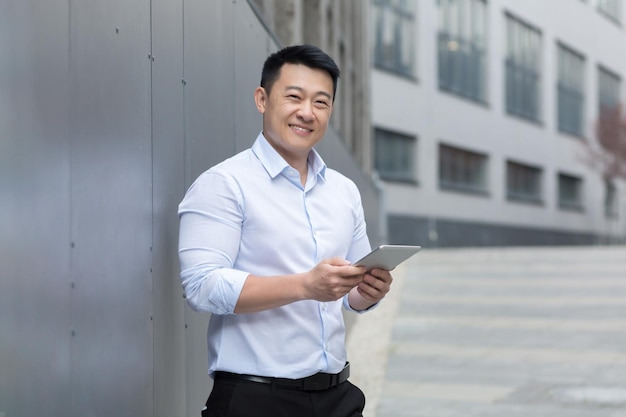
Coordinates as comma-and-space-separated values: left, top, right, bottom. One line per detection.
178, 44, 393, 417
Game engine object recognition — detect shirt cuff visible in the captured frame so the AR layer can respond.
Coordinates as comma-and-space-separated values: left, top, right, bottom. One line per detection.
182, 266, 249, 315
342, 293, 379, 314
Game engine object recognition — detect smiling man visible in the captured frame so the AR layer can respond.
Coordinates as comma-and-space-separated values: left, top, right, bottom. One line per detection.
178, 45, 394, 417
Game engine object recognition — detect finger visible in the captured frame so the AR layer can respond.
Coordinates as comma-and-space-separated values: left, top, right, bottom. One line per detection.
369, 269, 393, 283
362, 274, 381, 289
358, 279, 381, 296
356, 284, 380, 302
323, 257, 352, 267
365, 272, 390, 287
369, 268, 387, 277
361, 275, 391, 296
336, 264, 367, 278
331, 274, 363, 293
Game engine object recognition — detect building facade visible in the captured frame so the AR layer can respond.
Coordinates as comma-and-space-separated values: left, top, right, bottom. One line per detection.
371, 0, 626, 246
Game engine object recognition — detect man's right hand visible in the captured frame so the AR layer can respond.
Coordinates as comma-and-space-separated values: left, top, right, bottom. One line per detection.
233, 258, 367, 314
303, 257, 367, 302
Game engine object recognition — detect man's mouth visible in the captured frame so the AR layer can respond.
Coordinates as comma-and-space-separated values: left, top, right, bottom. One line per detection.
289, 124, 312, 134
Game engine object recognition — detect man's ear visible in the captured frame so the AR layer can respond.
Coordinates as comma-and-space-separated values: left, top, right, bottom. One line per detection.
254, 87, 267, 114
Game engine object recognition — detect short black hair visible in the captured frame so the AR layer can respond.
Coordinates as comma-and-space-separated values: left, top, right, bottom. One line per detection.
260, 45, 340, 101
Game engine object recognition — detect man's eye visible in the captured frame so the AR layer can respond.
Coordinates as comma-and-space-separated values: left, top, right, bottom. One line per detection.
288, 95, 301, 100
316, 100, 330, 107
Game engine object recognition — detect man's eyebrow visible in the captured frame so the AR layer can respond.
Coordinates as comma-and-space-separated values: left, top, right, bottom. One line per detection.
285, 85, 332, 100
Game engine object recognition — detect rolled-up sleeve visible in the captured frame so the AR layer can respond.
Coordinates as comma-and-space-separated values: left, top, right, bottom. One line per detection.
178, 170, 249, 315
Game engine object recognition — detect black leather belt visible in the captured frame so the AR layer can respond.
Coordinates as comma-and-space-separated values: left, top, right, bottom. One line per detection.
214, 362, 350, 391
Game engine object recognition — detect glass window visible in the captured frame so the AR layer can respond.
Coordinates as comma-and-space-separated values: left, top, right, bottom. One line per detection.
557, 44, 585, 136
597, 0, 622, 23
505, 14, 542, 122
605, 179, 618, 217
438, 0, 488, 103
558, 173, 584, 210
374, 128, 416, 182
506, 161, 543, 203
373, 0, 416, 77
439, 144, 488, 194
598, 65, 621, 112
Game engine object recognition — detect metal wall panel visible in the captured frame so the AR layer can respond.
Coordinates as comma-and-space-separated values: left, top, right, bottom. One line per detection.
233, 1, 275, 152
68, 1, 153, 416
183, 0, 237, 184
1, 1, 382, 416
150, 0, 187, 415
182, 1, 237, 412
0, 1, 72, 416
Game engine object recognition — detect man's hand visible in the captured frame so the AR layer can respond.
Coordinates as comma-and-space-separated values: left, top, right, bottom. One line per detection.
234, 258, 369, 314
303, 257, 367, 302
348, 268, 393, 311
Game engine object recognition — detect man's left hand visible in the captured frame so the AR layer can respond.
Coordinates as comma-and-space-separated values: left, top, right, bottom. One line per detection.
348, 269, 393, 311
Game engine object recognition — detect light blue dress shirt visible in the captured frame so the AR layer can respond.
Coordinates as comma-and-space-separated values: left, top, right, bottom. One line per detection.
178, 133, 372, 379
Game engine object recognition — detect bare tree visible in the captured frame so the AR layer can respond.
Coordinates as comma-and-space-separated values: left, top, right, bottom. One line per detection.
581, 103, 626, 242
582, 103, 626, 181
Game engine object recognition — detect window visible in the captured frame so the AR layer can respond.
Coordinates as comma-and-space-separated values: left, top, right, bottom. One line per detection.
439, 144, 488, 194
505, 14, 542, 122
373, 0, 416, 77
605, 179, 618, 217
597, 0, 622, 23
438, 0, 488, 103
598, 65, 621, 112
557, 44, 585, 136
506, 161, 543, 203
558, 173, 584, 210
374, 128, 416, 182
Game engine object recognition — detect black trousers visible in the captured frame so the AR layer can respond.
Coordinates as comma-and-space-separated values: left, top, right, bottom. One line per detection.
201, 378, 366, 417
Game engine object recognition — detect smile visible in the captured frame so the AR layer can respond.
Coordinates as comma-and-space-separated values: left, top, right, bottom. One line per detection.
289, 124, 313, 134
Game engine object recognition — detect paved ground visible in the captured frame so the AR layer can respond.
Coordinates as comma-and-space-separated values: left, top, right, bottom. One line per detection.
347, 245, 626, 417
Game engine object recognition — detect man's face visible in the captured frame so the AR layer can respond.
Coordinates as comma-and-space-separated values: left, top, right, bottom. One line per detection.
254, 63, 334, 165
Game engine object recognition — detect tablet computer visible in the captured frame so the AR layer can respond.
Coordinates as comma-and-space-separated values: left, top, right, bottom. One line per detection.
354, 244, 421, 271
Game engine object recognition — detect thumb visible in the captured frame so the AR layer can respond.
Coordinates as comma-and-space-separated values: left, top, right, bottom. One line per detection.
324, 257, 351, 266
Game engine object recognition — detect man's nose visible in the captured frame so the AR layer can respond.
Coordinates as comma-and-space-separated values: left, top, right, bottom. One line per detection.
296, 101, 315, 121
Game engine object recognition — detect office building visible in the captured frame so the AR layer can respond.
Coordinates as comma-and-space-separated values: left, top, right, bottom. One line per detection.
371, 0, 626, 246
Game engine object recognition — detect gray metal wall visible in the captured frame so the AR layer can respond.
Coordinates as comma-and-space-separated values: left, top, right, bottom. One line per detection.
0, 1, 381, 416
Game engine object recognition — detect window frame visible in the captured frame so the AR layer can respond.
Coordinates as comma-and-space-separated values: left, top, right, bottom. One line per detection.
437, 0, 488, 104
438, 143, 489, 195
597, 0, 622, 24
605, 179, 619, 218
557, 172, 585, 211
506, 160, 544, 204
556, 42, 586, 137
374, 127, 418, 184
504, 13, 543, 123
598, 65, 622, 112
373, 0, 417, 78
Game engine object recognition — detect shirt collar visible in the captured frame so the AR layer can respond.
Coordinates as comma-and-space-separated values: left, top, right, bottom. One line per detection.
251, 132, 327, 182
